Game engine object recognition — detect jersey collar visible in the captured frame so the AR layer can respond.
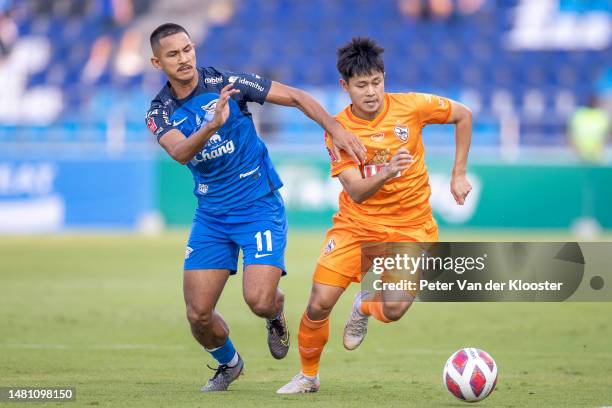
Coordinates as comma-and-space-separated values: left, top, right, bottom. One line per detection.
345, 93, 390, 128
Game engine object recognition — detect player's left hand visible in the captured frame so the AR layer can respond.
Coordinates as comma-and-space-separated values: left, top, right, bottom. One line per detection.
450, 173, 472, 205
330, 126, 367, 165
211, 84, 240, 129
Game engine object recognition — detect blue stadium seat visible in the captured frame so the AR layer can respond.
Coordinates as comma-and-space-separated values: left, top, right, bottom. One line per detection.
1, 0, 608, 146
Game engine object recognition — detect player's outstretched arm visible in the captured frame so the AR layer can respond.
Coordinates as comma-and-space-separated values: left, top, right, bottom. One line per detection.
265, 81, 367, 164
446, 100, 473, 205
159, 84, 240, 165
338, 149, 414, 204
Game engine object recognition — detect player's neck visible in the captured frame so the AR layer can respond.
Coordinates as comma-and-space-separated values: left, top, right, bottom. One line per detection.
350, 102, 384, 122
169, 75, 199, 100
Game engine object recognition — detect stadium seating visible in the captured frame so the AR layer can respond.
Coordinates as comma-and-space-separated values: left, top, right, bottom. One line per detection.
0, 0, 609, 147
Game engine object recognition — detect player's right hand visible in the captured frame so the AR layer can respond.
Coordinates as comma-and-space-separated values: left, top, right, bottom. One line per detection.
385, 148, 414, 178
330, 126, 367, 165
211, 84, 240, 129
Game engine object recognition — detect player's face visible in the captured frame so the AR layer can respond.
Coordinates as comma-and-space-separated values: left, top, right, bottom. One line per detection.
151, 32, 196, 83
341, 71, 385, 119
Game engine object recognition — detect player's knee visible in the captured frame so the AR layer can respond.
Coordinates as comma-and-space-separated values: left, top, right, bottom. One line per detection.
249, 302, 275, 317
246, 297, 275, 317
306, 298, 333, 321
382, 301, 412, 322
244, 286, 280, 317
186, 304, 214, 327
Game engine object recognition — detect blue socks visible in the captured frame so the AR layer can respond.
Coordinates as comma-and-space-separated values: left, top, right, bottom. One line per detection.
206, 337, 237, 366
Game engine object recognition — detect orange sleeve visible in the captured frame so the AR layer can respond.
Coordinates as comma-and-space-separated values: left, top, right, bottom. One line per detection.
410, 93, 453, 126
324, 131, 359, 177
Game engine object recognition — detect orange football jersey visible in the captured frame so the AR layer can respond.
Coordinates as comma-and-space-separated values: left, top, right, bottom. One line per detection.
325, 92, 452, 226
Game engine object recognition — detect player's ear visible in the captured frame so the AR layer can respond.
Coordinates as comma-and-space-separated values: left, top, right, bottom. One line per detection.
340, 78, 349, 92
150, 56, 161, 69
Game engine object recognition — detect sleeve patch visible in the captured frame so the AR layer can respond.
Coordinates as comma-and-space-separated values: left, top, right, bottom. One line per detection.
147, 117, 157, 133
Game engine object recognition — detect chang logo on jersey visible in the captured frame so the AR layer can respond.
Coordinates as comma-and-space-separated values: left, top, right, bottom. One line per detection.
190, 140, 235, 165
207, 134, 222, 145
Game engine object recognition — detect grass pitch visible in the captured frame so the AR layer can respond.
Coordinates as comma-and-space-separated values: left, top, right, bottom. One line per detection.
1, 231, 611, 407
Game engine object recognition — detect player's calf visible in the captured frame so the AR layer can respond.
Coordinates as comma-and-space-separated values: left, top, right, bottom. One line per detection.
381, 299, 413, 322
243, 266, 290, 359
244, 288, 290, 359
186, 306, 230, 347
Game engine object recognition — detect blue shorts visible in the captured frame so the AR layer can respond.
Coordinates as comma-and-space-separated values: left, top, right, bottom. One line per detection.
184, 190, 287, 275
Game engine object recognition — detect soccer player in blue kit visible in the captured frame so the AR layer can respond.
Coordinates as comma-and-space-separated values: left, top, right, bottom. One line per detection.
145, 23, 366, 392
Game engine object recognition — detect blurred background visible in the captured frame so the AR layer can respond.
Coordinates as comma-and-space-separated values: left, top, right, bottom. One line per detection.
0, 0, 610, 237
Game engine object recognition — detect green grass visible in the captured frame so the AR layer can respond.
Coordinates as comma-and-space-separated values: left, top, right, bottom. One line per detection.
1, 231, 611, 407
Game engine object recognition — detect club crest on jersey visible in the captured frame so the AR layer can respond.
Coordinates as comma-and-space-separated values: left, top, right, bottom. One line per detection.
370, 133, 385, 142
394, 125, 409, 142
323, 238, 336, 254
198, 183, 208, 194
201, 100, 218, 122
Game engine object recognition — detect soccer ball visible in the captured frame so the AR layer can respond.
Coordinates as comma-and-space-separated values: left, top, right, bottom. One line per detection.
443, 348, 497, 402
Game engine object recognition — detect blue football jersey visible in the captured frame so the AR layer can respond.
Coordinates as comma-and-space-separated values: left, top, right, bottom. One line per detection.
146, 67, 283, 214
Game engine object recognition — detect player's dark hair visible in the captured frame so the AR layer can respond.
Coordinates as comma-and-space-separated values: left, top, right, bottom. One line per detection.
336, 37, 385, 82
150, 23, 190, 52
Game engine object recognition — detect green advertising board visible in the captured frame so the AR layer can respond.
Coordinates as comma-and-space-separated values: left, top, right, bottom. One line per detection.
156, 154, 612, 229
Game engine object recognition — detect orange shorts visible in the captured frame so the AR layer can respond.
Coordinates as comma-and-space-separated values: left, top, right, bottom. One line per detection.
314, 214, 438, 289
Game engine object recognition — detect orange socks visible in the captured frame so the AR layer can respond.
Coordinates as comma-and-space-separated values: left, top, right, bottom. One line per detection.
360, 294, 392, 323
298, 312, 329, 377
298, 295, 393, 377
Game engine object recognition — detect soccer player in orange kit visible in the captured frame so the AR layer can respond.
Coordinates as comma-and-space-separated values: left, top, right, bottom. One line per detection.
277, 37, 473, 393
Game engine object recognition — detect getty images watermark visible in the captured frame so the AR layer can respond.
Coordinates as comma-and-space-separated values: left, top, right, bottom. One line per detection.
360, 242, 611, 302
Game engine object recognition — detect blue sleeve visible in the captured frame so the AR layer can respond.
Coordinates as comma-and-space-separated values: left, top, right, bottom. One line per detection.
224, 71, 271, 105
145, 99, 174, 141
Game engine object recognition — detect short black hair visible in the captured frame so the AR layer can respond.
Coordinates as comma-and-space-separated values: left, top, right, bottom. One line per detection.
150, 23, 190, 52
336, 37, 385, 81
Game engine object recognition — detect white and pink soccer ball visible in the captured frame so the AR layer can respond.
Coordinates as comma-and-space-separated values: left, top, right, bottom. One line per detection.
443, 348, 498, 402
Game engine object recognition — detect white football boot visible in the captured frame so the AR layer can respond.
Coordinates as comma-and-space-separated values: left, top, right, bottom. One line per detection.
276, 373, 320, 394
343, 290, 370, 350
